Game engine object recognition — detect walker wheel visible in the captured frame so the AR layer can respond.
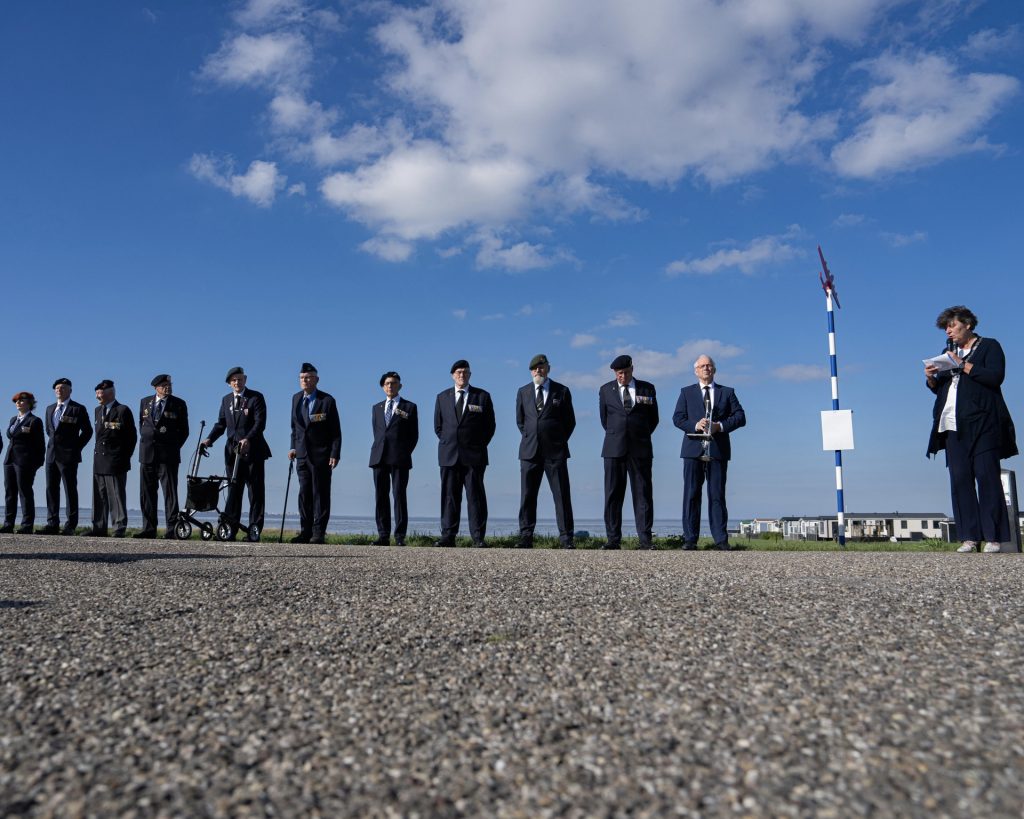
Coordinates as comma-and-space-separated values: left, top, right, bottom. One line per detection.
217, 521, 234, 541
200, 525, 214, 541
173, 520, 192, 540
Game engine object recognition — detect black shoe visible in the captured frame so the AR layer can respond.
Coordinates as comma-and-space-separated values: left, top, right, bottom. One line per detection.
603, 542, 621, 550
0, 525, 13, 534
41, 524, 60, 535
290, 533, 311, 544
715, 543, 731, 551
112, 529, 126, 538
638, 543, 654, 550
434, 538, 456, 548
133, 530, 157, 539
683, 542, 697, 551
163, 530, 177, 540
372, 536, 390, 546
472, 540, 488, 548
560, 540, 575, 550
515, 538, 533, 549
86, 528, 108, 537
310, 535, 325, 544
17, 525, 35, 535
395, 537, 406, 547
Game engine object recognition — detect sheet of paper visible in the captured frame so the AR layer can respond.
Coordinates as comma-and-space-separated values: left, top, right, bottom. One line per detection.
923, 352, 956, 372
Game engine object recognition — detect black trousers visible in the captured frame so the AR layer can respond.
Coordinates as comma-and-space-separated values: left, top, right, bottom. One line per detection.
224, 454, 266, 534
603, 456, 653, 546
518, 458, 574, 543
373, 465, 410, 538
440, 463, 487, 541
682, 458, 730, 545
4, 464, 39, 527
93, 472, 128, 532
45, 460, 80, 528
296, 457, 333, 538
139, 461, 181, 532
945, 432, 1008, 543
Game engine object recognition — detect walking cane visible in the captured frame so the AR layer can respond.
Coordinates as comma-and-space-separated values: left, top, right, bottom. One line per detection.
279, 459, 294, 543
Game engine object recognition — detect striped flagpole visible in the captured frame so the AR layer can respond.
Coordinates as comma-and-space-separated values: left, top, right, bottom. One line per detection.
819, 246, 845, 548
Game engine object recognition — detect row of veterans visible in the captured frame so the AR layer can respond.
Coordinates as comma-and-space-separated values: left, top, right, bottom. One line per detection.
2, 354, 746, 548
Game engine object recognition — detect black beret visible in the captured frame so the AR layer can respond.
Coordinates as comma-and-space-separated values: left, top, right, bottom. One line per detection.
450, 359, 470, 373
225, 366, 245, 383
380, 371, 401, 387
94, 379, 114, 391
52, 377, 72, 389
300, 362, 317, 374
12, 391, 34, 403
151, 374, 171, 388
610, 354, 633, 370
529, 354, 549, 370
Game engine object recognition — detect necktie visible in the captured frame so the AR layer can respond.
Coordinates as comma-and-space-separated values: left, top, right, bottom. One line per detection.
455, 390, 465, 421
233, 395, 241, 415
703, 386, 711, 413
385, 399, 393, 425
536, 385, 544, 412
53, 404, 64, 427
307, 394, 315, 419
154, 400, 164, 422
622, 385, 633, 410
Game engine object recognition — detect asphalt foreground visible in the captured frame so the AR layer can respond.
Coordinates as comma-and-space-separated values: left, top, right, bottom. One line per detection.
1, 538, 1022, 818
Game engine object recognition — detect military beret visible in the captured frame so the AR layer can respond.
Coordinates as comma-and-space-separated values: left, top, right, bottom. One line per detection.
52, 377, 72, 389
300, 362, 317, 374
12, 391, 34, 403
151, 373, 171, 388
529, 354, 549, 370
450, 359, 470, 373
94, 379, 114, 391
380, 371, 400, 387
225, 366, 245, 383
609, 354, 633, 370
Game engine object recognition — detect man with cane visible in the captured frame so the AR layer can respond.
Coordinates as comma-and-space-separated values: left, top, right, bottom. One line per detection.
288, 363, 341, 544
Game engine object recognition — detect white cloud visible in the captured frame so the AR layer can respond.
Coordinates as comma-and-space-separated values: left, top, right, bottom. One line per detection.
571, 333, 598, 349
773, 364, 829, 381
286, 182, 306, 197
961, 27, 1020, 60
606, 311, 637, 328
360, 237, 414, 262
666, 227, 801, 276
561, 339, 743, 388
188, 154, 286, 207
833, 213, 866, 227
269, 93, 334, 133
880, 230, 927, 247
831, 52, 1019, 178
200, 32, 312, 90
452, 309, 467, 320
474, 232, 554, 272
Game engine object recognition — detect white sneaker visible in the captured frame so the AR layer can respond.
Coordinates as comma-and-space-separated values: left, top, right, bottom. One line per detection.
956, 541, 978, 553
982, 542, 1002, 553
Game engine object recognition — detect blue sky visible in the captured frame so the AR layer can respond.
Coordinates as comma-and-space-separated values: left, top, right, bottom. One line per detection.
1, 0, 1021, 526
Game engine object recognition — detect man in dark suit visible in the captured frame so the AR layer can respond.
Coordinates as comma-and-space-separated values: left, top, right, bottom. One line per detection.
203, 366, 271, 540
434, 359, 496, 547
288, 363, 341, 544
515, 354, 576, 549
672, 355, 746, 550
89, 380, 138, 537
42, 377, 93, 535
3, 391, 46, 534
135, 374, 190, 539
599, 354, 659, 549
369, 371, 419, 546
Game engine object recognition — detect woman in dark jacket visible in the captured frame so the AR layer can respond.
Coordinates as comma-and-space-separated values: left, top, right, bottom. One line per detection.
925, 306, 1018, 552
3, 391, 46, 534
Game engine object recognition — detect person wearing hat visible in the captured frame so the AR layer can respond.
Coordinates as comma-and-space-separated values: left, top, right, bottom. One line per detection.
287, 363, 341, 544
672, 355, 746, 551
203, 367, 271, 539
515, 354, 577, 549
136, 374, 190, 539
599, 354, 659, 549
2, 392, 46, 534
41, 378, 93, 535
433, 359, 496, 547
88, 380, 137, 537
369, 371, 419, 546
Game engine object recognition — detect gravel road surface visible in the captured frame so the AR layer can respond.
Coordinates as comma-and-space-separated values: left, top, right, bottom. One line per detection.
2, 535, 1022, 817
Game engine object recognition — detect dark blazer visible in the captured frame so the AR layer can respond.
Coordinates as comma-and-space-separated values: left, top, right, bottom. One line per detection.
44, 400, 93, 465
927, 337, 1017, 459
5, 413, 45, 469
290, 390, 342, 463
599, 379, 659, 458
138, 395, 190, 465
93, 401, 137, 474
434, 386, 496, 467
208, 389, 271, 460
369, 397, 419, 468
516, 380, 576, 461
672, 383, 746, 460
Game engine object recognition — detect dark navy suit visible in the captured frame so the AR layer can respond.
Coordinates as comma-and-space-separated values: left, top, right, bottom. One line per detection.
516, 380, 576, 544
138, 394, 189, 533
290, 390, 342, 540
5, 412, 45, 528
92, 401, 138, 535
672, 383, 746, 546
207, 389, 271, 535
44, 399, 93, 530
599, 379, 659, 547
434, 386, 496, 542
369, 396, 419, 541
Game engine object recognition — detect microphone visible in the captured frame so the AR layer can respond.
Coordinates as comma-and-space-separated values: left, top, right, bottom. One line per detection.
946, 339, 955, 353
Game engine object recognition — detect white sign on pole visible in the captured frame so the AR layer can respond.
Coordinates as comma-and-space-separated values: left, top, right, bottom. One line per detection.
821, 409, 854, 451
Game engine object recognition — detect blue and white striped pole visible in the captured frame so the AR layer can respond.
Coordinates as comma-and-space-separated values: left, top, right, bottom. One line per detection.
819, 246, 845, 548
